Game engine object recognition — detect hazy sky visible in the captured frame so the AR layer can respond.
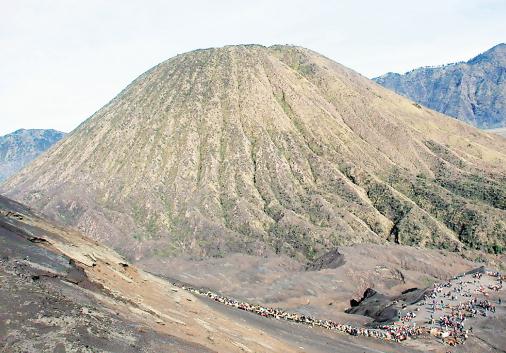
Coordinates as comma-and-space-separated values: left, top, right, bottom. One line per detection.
1, 0, 505, 135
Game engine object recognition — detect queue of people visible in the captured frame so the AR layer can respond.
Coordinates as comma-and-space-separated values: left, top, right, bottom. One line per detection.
174, 281, 428, 342
172, 268, 503, 346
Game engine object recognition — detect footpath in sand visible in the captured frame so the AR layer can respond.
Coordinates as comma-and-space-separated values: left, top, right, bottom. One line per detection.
170, 267, 505, 352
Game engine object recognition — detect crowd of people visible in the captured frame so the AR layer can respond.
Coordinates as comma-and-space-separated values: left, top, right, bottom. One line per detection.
417, 269, 504, 345
172, 268, 504, 346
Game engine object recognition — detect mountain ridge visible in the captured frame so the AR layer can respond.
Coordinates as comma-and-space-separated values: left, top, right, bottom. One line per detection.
373, 43, 506, 128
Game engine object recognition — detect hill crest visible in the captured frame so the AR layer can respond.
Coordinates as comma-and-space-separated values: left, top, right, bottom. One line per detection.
2, 45, 506, 261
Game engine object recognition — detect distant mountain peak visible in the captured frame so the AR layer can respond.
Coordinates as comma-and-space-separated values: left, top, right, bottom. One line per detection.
468, 43, 506, 64
373, 44, 506, 128
0, 128, 65, 182
485, 42, 506, 53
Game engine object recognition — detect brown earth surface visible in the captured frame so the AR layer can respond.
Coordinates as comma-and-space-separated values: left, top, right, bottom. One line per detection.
138, 244, 500, 322
0, 196, 294, 352
2, 195, 505, 352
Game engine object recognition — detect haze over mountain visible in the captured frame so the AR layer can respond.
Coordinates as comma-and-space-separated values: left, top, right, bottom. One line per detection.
2, 45, 506, 262
373, 43, 506, 129
0, 129, 65, 182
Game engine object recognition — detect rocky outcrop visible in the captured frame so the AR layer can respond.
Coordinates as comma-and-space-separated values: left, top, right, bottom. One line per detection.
305, 248, 345, 271
346, 287, 429, 323
374, 43, 506, 128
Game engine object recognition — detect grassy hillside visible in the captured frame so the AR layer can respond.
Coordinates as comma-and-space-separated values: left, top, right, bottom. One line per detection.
3, 45, 506, 260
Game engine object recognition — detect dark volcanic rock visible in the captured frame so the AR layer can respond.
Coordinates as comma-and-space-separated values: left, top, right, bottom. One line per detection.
349, 288, 379, 307
374, 43, 506, 128
346, 286, 429, 323
306, 248, 345, 271
464, 266, 486, 276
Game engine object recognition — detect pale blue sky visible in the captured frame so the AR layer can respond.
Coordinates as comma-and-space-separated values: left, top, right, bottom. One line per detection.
1, 0, 505, 135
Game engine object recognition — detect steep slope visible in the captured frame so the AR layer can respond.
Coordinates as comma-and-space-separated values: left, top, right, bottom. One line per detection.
0, 129, 65, 182
2, 45, 506, 261
373, 43, 506, 128
0, 197, 295, 352
1, 195, 429, 353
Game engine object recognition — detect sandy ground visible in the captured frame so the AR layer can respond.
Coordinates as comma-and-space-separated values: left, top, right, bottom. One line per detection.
2, 195, 505, 352
400, 271, 506, 352
139, 246, 506, 352
139, 244, 480, 317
